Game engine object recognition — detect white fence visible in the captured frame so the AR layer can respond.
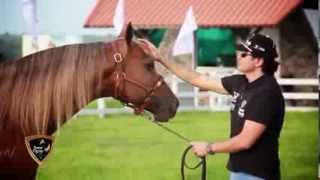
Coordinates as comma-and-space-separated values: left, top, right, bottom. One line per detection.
79, 68, 318, 117
173, 77, 318, 111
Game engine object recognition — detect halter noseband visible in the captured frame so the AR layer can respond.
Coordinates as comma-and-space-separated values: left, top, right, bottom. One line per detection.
107, 40, 164, 115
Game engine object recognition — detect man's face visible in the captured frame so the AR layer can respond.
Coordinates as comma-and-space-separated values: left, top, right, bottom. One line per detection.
236, 51, 260, 73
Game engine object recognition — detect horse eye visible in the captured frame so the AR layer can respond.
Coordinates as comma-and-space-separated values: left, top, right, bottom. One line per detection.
145, 63, 154, 71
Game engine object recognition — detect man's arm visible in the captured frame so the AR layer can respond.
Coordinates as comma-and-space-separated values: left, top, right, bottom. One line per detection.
138, 39, 228, 94
208, 120, 266, 153
159, 58, 228, 94
191, 120, 266, 157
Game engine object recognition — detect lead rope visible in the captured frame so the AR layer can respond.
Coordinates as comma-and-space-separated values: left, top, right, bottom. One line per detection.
141, 112, 207, 180
181, 145, 207, 180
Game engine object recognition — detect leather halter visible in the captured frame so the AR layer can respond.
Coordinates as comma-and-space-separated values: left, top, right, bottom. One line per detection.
107, 39, 164, 115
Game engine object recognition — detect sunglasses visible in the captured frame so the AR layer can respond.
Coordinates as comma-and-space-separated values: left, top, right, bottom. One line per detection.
240, 52, 252, 58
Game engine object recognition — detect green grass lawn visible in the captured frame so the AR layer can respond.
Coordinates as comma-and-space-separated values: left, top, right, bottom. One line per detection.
86, 99, 124, 109
36, 111, 318, 180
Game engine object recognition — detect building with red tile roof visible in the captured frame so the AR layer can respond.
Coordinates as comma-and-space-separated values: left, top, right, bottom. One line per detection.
84, 0, 302, 28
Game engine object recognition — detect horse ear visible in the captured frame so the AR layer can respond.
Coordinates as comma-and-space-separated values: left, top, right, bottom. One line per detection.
119, 22, 133, 45
125, 23, 134, 45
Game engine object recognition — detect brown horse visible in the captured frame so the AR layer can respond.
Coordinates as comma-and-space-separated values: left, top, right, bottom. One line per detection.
0, 24, 179, 180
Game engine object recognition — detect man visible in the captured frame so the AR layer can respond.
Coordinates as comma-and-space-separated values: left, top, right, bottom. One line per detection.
138, 33, 285, 180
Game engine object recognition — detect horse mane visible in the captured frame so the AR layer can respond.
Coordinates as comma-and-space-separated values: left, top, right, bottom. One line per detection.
0, 42, 107, 135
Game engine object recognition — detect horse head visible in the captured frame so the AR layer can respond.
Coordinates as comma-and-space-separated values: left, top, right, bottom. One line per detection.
102, 23, 179, 122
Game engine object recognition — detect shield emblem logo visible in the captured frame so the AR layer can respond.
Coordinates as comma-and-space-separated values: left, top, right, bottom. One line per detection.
25, 135, 54, 165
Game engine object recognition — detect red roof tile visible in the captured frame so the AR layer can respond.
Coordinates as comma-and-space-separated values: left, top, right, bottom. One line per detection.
84, 0, 302, 28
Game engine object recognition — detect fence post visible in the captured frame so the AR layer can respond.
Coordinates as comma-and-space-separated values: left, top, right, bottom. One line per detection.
97, 98, 106, 118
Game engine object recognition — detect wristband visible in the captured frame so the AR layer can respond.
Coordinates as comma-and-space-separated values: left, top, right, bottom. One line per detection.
206, 143, 215, 155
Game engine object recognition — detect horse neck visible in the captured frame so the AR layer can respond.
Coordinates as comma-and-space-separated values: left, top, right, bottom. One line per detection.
0, 42, 119, 136
45, 42, 118, 135
46, 94, 98, 135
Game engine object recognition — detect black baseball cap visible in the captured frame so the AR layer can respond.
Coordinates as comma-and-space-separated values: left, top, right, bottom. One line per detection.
236, 34, 278, 59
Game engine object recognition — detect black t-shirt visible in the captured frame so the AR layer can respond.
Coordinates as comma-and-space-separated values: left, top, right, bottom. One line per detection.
221, 74, 285, 179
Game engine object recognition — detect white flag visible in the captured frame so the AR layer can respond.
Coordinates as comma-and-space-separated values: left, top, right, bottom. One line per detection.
113, 0, 125, 36
22, 0, 39, 50
172, 6, 198, 56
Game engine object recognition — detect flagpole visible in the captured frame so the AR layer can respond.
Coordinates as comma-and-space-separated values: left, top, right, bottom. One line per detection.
192, 29, 199, 108
22, 0, 39, 51
113, 0, 125, 36
192, 30, 198, 70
